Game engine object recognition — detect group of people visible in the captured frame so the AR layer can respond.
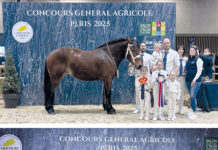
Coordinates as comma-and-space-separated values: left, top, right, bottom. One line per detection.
128, 38, 214, 121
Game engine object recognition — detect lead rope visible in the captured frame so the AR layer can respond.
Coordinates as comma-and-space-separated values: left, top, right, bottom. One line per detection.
106, 43, 119, 78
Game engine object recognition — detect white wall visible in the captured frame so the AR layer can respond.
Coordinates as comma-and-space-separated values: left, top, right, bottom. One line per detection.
0, 0, 218, 34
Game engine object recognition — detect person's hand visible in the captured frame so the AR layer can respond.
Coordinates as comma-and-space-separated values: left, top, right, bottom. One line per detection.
156, 76, 159, 80
128, 63, 134, 68
191, 81, 196, 87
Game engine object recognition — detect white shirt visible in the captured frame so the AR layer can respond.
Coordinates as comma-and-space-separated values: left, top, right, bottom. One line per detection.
151, 69, 168, 87
178, 56, 188, 76
193, 58, 203, 82
162, 48, 180, 74
165, 80, 181, 99
141, 52, 153, 75
152, 51, 163, 68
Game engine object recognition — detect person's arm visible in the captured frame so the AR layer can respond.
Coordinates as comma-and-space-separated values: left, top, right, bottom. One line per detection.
174, 52, 180, 74
136, 76, 141, 87
151, 72, 157, 86
193, 58, 203, 82
191, 58, 203, 87
128, 63, 135, 76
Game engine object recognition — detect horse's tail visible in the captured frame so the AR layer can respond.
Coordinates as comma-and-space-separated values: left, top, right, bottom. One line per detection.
44, 61, 52, 111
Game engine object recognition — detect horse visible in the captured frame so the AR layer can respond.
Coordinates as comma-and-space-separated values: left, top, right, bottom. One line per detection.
44, 37, 142, 115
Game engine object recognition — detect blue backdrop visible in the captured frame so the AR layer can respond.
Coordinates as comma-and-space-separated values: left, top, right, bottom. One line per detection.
3, 2, 176, 105
0, 128, 217, 150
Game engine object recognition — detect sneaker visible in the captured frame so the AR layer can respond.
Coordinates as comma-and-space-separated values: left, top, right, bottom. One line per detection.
187, 112, 194, 116
167, 116, 171, 121
158, 116, 165, 121
144, 117, 149, 120
153, 117, 157, 120
139, 115, 144, 120
188, 113, 197, 120
172, 115, 176, 120
133, 109, 139, 114
179, 110, 184, 115
171, 117, 175, 121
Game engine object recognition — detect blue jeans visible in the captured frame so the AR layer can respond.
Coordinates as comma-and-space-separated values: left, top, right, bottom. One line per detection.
186, 81, 201, 112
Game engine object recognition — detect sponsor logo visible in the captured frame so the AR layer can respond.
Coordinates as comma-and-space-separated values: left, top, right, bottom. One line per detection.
205, 137, 218, 150
0, 134, 22, 150
12, 21, 33, 43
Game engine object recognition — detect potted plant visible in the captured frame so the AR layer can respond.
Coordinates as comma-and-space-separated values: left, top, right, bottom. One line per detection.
1, 48, 20, 108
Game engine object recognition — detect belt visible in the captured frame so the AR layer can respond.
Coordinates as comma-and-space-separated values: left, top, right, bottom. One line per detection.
177, 75, 185, 77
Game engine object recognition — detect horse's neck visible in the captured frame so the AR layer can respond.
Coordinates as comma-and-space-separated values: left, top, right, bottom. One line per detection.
109, 43, 127, 68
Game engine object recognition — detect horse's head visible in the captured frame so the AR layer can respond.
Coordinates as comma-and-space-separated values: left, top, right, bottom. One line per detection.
126, 38, 142, 69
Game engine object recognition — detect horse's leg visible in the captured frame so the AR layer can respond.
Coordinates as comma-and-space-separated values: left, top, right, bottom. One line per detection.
44, 64, 55, 114
44, 63, 67, 114
103, 78, 116, 114
102, 84, 106, 110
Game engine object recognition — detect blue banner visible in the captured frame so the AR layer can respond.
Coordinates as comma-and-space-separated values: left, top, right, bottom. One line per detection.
0, 128, 217, 150
3, 2, 176, 105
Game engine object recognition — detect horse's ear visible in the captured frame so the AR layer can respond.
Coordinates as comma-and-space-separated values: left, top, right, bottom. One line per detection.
133, 37, 140, 50
127, 37, 132, 43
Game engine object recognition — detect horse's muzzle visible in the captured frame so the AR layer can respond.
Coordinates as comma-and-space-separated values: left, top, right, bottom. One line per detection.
136, 64, 142, 70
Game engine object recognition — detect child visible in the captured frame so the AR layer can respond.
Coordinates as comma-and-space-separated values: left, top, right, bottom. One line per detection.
136, 67, 151, 120
165, 71, 181, 121
151, 60, 168, 120
152, 43, 163, 72
200, 48, 214, 82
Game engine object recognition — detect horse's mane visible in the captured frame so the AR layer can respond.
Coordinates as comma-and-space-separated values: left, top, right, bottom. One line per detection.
96, 38, 127, 48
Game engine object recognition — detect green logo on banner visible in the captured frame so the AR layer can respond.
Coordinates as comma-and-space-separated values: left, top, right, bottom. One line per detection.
138, 23, 151, 36
205, 137, 218, 150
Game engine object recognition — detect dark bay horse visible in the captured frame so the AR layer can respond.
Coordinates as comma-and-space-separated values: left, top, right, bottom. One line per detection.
44, 38, 142, 115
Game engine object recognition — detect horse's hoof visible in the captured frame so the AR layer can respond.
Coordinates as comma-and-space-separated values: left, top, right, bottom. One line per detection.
47, 108, 55, 115
107, 108, 116, 115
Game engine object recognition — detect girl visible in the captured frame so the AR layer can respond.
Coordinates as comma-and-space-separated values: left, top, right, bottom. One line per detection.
176, 45, 188, 114
165, 71, 181, 121
152, 43, 163, 72
136, 67, 151, 120
151, 60, 168, 120
185, 45, 203, 119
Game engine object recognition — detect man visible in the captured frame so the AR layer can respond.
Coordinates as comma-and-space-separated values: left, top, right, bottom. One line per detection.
200, 48, 214, 81
162, 38, 180, 74
129, 42, 153, 113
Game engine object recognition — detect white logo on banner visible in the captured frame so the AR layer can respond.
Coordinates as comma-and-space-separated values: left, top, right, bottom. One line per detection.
12, 21, 33, 43
0, 134, 22, 150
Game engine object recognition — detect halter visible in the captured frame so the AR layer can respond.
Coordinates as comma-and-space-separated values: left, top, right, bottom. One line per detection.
125, 43, 141, 64
106, 43, 119, 78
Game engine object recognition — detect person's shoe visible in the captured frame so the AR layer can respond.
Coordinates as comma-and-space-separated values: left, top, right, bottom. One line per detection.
167, 116, 171, 121
158, 116, 165, 121
171, 117, 175, 121
153, 117, 157, 121
188, 113, 197, 120
144, 117, 149, 120
133, 109, 139, 114
187, 112, 194, 116
179, 110, 184, 115
139, 115, 144, 120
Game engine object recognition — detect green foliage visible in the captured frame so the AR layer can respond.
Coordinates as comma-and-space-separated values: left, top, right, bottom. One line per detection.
2, 48, 20, 95
2, 138, 15, 146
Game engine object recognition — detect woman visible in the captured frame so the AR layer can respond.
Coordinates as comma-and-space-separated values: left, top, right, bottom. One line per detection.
185, 45, 203, 119
176, 45, 188, 114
